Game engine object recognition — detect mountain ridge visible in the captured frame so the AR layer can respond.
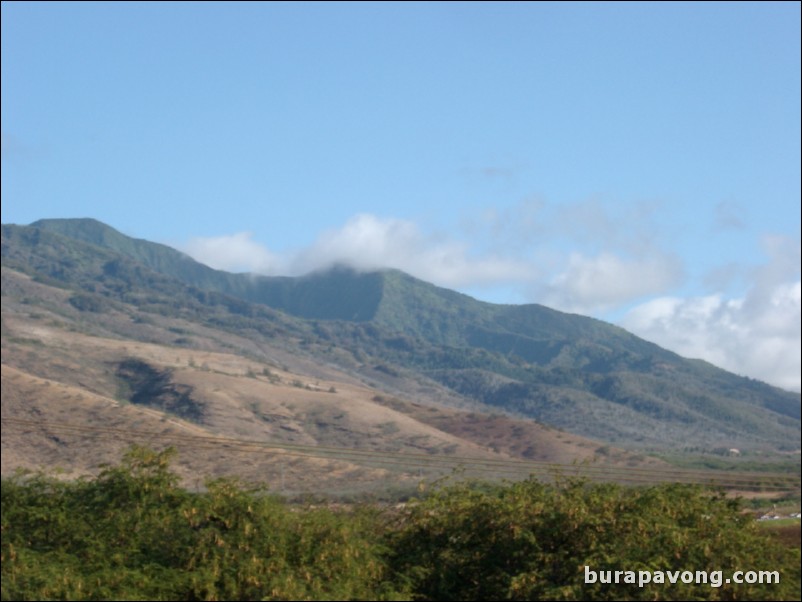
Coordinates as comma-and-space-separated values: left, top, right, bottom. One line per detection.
23, 219, 702, 361
4, 218, 799, 452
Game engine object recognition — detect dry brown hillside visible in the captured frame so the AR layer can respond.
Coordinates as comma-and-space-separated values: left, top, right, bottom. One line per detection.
1, 266, 665, 495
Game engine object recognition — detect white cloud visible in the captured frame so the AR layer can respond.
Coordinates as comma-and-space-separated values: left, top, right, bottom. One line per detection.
460, 197, 679, 312
539, 252, 684, 314
179, 207, 684, 313
181, 232, 282, 274
180, 214, 531, 288
289, 214, 531, 288
621, 236, 801, 392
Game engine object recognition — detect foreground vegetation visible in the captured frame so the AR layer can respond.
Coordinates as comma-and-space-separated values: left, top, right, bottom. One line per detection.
2, 447, 799, 601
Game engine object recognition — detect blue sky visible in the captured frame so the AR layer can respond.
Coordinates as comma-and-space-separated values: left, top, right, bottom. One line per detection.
2, 2, 800, 391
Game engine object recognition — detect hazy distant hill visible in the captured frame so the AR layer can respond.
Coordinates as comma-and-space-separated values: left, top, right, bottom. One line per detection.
4, 218, 800, 453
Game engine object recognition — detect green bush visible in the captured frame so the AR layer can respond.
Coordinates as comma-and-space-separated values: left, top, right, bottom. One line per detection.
1, 447, 403, 601
388, 477, 801, 600
3, 448, 799, 601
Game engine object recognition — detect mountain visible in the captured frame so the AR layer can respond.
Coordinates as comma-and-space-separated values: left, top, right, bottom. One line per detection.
3, 223, 681, 494
4, 219, 800, 457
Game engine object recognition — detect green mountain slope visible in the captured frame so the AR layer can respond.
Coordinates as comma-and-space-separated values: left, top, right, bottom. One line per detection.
29, 219, 386, 321
7, 218, 800, 451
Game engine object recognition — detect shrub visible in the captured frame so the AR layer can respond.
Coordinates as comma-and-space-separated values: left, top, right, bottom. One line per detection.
387, 477, 801, 601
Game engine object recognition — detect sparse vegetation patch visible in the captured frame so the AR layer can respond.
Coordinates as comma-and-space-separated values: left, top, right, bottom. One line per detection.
115, 359, 206, 422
